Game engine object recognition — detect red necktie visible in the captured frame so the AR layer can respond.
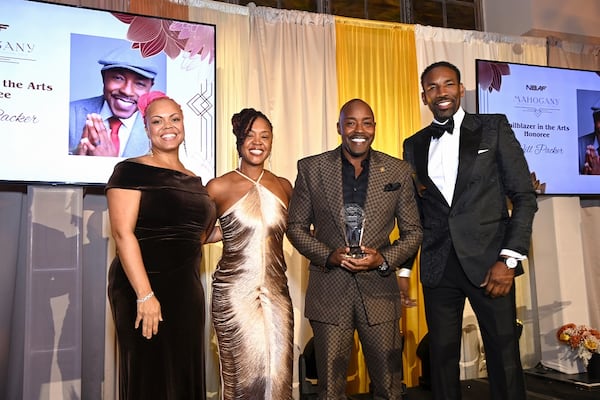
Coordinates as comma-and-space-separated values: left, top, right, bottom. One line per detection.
108, 117, 122, 154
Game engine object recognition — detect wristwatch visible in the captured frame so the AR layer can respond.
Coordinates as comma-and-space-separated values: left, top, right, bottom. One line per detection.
500, 256, 518, 269
377, 260, 392, 276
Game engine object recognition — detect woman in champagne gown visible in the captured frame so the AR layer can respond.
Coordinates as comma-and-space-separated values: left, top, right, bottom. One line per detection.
206, 108, 294, 399
106, 92, 216, 400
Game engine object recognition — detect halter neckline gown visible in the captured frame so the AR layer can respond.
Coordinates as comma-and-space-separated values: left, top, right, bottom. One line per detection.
212, 169, 293, 399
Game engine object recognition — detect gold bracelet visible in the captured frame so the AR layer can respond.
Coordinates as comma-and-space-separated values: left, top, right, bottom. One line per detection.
136, 291, 154, 303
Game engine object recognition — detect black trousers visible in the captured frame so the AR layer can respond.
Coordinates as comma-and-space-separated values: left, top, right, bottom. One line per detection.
422, 247, 526, 400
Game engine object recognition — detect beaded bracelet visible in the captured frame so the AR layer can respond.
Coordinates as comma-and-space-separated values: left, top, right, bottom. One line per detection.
136, 291, 154, 303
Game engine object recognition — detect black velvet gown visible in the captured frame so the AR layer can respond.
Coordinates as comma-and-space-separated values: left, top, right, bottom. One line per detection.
106, 160, 216, 400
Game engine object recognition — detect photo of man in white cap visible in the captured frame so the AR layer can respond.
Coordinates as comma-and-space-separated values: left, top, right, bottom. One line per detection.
69, 44, 160, 157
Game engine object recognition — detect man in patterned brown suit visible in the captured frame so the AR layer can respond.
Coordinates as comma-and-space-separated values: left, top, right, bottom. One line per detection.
287, 98, 422, 399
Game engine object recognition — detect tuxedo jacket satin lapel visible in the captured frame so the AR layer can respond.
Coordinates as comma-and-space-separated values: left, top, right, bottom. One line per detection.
452, 116, 482, 206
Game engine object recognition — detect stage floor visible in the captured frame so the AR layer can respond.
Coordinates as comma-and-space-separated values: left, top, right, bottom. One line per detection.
346, 364, 600, 400
523, 364, 600, 399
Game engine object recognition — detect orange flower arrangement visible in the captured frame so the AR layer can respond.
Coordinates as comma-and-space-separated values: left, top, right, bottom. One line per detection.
557, 323, 600, 365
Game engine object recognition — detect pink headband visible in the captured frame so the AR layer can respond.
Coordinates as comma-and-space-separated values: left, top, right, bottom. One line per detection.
137, 91, 169, 118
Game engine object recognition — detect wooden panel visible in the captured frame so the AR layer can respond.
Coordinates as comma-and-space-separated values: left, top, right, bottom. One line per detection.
446, 3, 477, 30
412, 0, 444, 27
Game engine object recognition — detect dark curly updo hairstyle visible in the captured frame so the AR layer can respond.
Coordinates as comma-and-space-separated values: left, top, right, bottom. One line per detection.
231, 108, 273, 156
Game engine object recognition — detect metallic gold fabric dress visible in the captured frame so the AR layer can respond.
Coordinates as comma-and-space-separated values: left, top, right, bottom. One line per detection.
212, 170, 293, 399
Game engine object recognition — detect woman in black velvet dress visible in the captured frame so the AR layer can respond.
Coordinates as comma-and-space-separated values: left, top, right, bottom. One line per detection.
106, 91, 216, 400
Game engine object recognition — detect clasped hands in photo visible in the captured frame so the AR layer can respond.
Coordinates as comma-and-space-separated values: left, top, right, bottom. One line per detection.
76, 113, 119, 156
583, 144, 600, 175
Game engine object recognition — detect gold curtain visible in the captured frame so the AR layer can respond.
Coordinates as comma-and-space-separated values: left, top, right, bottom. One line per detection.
335, 16, 428, 390
335, 17, 422, 157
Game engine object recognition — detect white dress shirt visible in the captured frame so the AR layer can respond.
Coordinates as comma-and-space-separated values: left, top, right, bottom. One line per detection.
428, 107, 465, 206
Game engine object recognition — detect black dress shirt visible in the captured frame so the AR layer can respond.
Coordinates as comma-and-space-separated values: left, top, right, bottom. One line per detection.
342, 149, 370, 207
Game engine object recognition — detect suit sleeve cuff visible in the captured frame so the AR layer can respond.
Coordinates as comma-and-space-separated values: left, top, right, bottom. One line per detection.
324, 250, 336, 270
396, 268, 412, 278
499, 249, 527, 261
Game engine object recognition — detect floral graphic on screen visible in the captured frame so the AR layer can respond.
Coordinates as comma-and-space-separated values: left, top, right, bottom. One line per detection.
477, 61, 510, 92
111, 13, 215, 64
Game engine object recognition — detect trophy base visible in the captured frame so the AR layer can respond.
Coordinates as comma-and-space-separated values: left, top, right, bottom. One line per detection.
345, 247, 365, 259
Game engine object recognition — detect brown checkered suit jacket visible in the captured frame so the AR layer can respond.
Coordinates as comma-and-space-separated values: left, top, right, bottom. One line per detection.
287, 146, 422, 325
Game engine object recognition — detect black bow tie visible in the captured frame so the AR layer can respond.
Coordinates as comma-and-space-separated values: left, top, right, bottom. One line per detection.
430, 119, 454, 139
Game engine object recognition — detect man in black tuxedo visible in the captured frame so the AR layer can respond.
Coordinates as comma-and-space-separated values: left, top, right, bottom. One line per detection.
403, 61, 537, 400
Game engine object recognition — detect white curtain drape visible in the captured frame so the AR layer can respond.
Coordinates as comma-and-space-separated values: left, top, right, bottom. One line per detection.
547, 36, 600, 70
580, 202, 600, 330
414, 25, 547, 125
246, 4, 339, 182
413, 25, 548, 372
545, 34, 600, 332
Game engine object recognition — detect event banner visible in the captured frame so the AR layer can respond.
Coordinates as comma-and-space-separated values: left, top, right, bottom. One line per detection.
477, 60, 600, 195
0, 0, 216, 185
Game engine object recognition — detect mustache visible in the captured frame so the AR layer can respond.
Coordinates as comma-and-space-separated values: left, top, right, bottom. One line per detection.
435, 97, 452, 103
111, 93, 137, 104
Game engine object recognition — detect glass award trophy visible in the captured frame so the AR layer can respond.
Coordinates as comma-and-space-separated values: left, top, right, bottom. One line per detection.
341, 203, 365, 258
